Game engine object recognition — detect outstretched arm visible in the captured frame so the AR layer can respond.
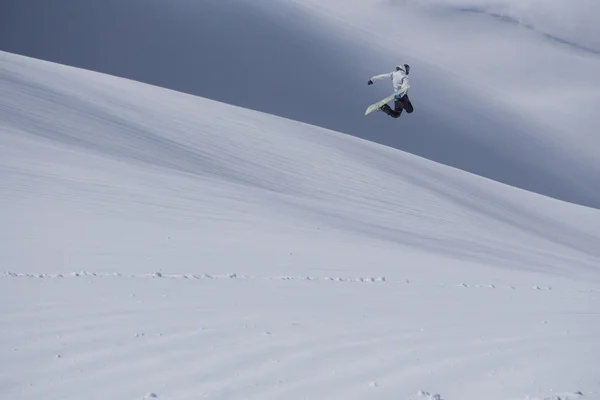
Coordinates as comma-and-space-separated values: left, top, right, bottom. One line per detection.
368, 72, 393, 85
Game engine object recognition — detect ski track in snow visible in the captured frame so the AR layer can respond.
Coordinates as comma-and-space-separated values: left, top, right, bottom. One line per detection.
4, 270, 595, 293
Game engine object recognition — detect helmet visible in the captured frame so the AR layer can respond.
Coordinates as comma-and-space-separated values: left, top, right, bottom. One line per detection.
396, 64, 410, 74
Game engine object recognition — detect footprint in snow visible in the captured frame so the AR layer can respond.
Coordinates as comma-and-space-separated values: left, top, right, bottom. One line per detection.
416, 391, 443, 400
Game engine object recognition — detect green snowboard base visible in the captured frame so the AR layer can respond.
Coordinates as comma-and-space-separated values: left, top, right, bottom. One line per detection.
364, 85, 409, 115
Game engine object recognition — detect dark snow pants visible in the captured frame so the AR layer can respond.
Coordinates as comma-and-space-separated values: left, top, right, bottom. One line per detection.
381, 94, 414, 118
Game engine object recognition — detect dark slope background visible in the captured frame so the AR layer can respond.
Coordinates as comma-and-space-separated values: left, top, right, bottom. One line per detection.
2, 0, 597, 208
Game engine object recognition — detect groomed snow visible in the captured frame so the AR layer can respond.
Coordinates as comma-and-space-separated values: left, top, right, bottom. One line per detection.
1, 50, 599, 399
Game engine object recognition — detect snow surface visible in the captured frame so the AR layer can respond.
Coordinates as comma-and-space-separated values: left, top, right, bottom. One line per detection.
2, 48, 600, 400
394, 0, 600, 53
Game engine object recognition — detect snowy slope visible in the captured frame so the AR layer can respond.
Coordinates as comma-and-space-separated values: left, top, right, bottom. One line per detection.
3, 0, 600, 208
1, 51, 600, 400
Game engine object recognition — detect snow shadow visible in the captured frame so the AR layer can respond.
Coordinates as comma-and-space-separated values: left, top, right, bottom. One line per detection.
455, 6, 600, 56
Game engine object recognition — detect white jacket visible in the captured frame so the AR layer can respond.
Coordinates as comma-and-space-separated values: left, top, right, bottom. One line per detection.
370, 69, 410, 93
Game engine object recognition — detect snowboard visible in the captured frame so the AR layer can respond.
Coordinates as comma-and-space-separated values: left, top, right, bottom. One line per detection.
364, 84, 409, 115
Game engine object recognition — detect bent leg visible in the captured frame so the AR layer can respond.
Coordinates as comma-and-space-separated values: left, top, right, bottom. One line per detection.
380, 103, 402, 118
394, 98, 405, 115
401, 95, 414, 113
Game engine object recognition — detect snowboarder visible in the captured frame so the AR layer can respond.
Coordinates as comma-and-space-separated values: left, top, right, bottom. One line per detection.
367, 64, 414, 118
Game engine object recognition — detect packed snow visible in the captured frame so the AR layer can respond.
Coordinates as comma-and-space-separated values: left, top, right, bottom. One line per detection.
2, 48, 600, 400
2, 0, 600, 395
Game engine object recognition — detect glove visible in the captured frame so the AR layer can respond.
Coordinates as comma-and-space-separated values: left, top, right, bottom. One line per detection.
367, 80, 373, 85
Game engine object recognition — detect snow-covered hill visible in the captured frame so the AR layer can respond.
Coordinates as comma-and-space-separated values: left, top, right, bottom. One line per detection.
1, 51, 600, 400
3, 0, 600, 208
